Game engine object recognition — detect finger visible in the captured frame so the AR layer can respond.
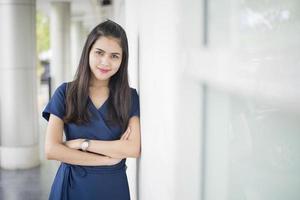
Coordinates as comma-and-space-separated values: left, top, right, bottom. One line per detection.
121, 128, 130, 140
120, 134, 126, 140
122, 127, 131, 140
120, 130, 127, 139
125, 127, 131, 140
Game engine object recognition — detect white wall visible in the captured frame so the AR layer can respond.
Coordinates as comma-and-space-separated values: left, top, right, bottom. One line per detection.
134, 0, 300, 199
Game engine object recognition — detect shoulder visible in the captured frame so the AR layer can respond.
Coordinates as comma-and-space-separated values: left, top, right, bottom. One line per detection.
129, 87, 140, 117
129, 87, 140, 103
129, 87, 140, 100
130, 87, 138, 95
53, 82, 70, 96
50, 82, 71, 102
42, 82, 70, 121
57, 82, 68, 91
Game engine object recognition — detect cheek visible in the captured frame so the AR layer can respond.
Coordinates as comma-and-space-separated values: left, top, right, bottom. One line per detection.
112, 63, 121, 71
114, 59, 122, 68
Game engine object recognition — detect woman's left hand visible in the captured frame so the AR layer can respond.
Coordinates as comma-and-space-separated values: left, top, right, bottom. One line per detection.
64, 139, 84, 150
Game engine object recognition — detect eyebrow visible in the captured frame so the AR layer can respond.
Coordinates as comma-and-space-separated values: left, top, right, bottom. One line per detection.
95, 48, 121, 55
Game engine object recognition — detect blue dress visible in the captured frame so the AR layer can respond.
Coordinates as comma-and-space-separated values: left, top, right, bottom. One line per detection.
42, 82, 140, 200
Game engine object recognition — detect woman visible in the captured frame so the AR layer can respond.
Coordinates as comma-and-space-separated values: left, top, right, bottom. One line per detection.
42, 20, 141, 200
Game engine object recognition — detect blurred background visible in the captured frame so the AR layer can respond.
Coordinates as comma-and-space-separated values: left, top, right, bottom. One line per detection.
0, 0, 300, 199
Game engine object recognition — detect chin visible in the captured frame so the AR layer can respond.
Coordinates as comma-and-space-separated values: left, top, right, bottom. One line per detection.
95, 76, 111, 81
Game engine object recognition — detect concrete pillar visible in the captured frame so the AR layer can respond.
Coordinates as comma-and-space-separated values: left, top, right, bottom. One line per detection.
138, 0, 181, 199
114, 1, 139, 199
71, 20, 84, 78
0, 0, 39, 169
50, 1, 71, 90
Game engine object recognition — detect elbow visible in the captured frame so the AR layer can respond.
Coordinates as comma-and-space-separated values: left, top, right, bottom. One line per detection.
131, 141, 141, 158
131, 147, 141, 158
45, 144, 57, 160
45, 150, 52, 160
133, 151, 141, 158
120, 141, 141, 158
121, 147, 140, 158
45, 147, 54, 160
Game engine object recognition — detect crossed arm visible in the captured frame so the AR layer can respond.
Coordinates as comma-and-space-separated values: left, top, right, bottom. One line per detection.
45, 114, 141, 166
64, 116, 141, 159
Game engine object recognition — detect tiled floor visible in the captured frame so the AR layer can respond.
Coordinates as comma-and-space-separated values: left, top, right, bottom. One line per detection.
0, 163, 54, 200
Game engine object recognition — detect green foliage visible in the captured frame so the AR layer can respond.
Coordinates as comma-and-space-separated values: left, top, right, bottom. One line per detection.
36, 11, 50, 75
36, 11, 49, 54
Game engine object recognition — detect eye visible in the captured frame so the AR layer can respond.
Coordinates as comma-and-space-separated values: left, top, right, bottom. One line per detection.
112, 54, 119, 59
95, 51, 103, 55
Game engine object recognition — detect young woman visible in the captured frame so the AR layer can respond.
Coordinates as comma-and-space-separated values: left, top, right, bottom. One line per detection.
42, 20, 141, 200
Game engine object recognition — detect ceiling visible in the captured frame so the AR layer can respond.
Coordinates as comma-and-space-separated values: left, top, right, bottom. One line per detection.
36, 0, 110, 30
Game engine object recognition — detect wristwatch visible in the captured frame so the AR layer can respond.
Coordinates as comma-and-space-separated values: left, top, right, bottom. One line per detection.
81, 139, 90, 152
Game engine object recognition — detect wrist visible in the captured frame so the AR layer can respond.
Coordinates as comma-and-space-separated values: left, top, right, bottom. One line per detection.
80, 139, 90, 151
76, 139, 82, 149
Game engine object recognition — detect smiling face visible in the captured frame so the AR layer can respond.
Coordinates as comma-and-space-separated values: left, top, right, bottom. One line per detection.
89, 36, 123, 85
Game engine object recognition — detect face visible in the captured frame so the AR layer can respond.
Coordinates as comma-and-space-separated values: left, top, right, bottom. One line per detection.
89, 36, 123, 84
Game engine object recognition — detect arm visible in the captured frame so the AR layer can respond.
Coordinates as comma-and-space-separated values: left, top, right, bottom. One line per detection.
45, 114, 121, 166
66, 116, 141, 159
88, 116, 141, 159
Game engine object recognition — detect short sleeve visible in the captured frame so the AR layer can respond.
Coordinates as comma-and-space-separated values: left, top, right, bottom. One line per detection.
42, 82, 67, 121
129, 88, 140, 118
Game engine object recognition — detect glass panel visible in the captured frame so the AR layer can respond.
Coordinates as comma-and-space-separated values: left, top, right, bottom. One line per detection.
204, 87, 300, 200
228, 95, 300, 200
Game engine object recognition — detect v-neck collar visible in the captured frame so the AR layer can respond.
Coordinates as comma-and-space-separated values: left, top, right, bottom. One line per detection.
88, 96, 109, 111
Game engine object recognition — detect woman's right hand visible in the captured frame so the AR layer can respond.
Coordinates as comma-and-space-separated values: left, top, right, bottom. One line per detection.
105, 126, 131, 166
120, 126, 131, 140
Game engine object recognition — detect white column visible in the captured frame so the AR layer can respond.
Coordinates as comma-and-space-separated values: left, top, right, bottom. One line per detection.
113, 1, 140, 199
50, 1, 71, 90
138, 0, 182, 199
71, 20, 84, 77
0, 0, 39, 169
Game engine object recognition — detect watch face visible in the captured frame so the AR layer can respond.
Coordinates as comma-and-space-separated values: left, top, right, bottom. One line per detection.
82, 142, 88, 150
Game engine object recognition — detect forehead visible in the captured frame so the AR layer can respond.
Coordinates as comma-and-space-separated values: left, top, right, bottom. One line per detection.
92, 36, 122, 53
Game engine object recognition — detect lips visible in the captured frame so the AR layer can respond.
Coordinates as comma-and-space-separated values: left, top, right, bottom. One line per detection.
97, 68, 111, 73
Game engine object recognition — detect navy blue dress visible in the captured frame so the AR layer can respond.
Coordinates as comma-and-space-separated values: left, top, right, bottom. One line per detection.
42, 82, 140, 200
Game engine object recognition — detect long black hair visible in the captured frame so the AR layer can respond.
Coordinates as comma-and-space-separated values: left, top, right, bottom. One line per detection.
64, 19, 131, 132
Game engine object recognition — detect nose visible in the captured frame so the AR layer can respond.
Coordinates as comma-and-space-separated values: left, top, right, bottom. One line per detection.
100, 55, 110, 66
